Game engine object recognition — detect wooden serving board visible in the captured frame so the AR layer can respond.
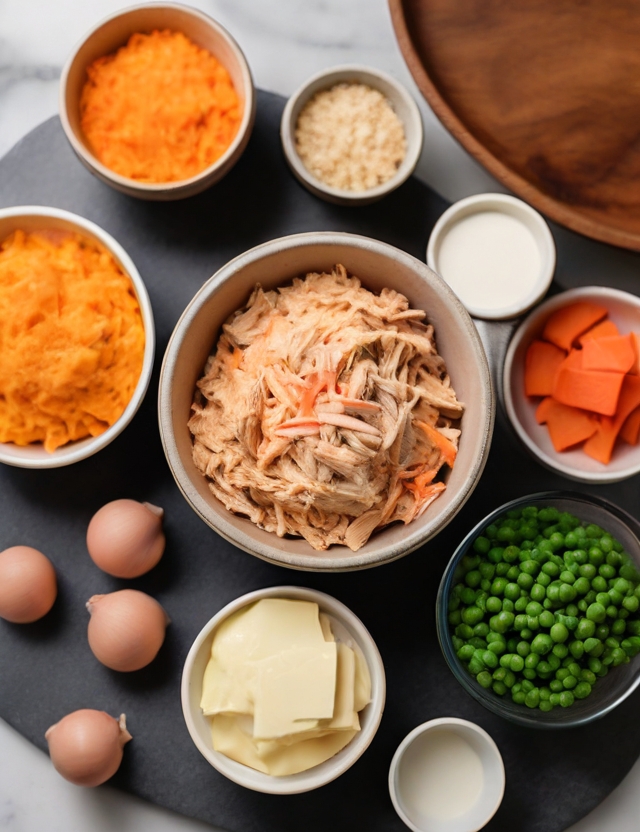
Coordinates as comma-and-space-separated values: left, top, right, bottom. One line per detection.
0, 92, 639, 832
390, 0, 640, 250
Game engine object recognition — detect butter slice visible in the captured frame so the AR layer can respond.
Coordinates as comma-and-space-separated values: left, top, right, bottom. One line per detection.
253, 643, 337, 740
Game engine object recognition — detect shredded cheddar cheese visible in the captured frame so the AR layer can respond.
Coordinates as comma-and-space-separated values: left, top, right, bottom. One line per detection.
0, 230, 145, 452
79, 29, 242, 183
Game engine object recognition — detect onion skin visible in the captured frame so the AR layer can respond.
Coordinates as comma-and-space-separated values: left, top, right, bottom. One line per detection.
45, 710, 132, 787
86, 499, 165, 578
87, 589, 168, 671
0, 546, 57, 623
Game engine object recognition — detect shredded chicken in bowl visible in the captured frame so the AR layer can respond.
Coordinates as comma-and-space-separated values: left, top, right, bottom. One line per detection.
188, 266, 464, 551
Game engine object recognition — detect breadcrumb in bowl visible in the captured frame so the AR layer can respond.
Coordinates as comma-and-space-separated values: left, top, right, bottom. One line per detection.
159, 232, 493, 571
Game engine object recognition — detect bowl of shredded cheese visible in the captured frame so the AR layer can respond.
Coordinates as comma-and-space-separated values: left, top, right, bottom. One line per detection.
60, 3, 255, 200
281, 65, 423, 205
0, 206, 154, 468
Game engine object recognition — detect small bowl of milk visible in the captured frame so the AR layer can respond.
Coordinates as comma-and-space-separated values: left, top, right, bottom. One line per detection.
388, 717, 505, 832
427, 194, 555, 320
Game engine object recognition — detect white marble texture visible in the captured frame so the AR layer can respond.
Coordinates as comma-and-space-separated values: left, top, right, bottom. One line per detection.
0, 2, 639, 831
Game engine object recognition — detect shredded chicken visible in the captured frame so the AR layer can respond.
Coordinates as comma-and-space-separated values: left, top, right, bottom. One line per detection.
189, 266, 464, 551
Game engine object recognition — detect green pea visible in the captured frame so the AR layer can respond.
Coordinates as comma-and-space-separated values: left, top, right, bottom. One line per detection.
503, 545, 520, 563
550, 623, 569, 643
507, 654, 523, 672
562, 675, 578, 690
457, 644, 475, 661
595, 623, 610, 640
492, 680, 508, 695
486, 596, 502, 614
559, 584, 577, 603
468, 657, 484, 675
559, 691, 575, 708
531, 633, 553, 655
520, 628, 533, 640
579, 669, 596, 685
499, 653, 515, 668
539, 610, 555, 629
537, 572, 552, 588
473, 536, 491, 555
573, 577, 590, 595
477, 671, 493, 688
525, 601, 543, 617
547, 653, 561, 671
512, 690, 526, 705
514, 596, 528, 612
525, 652, 540, 669
559, 570, 576, 584
599, 564, 616, 580
460, 587, 477, 605
552, 643, 569, 659
579, 563, 596, 580
586, 602, 606, 623
549, 679, 563, 692
549, 693, 561, 706
591, 576, 607, 592
588, 657, 603, 674
612, 648, 628, 666
539, 699, 554, 712
569, 640, 585, 659
482, 650, 498, 669
456, 623, 474, 639
488, 547, 504, 563
517, 640, 531, 657
574, 681, 593, 700
530, 583, 546, 602
576, 618, 596, 639
504, 583, 520, 601
525, 688, 540, 708
542, 562, 560, 577
623, 595, 639, 613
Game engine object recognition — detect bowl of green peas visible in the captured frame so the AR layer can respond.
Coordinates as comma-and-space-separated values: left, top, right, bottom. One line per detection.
437, 492, 640, 728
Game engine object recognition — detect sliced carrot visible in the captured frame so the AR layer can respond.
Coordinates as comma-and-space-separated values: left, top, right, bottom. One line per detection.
583, 376, 640, 463
578, 319, 620, 344
542, 302, 608, 351
582, 334, 636, 374
620, 406, 640, 445
415, 420, 458, 468
524, 340, 567, 397
630, 332, 640, 375
298, 370, 337, 417
536, 397, 555, 425
552, 366, 625, 416
557, 348, 584, 371
538, 399, 598, 452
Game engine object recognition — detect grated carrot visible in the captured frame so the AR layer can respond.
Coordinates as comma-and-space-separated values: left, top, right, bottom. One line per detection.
80, 30, 242, 183
0, 230, 145, 452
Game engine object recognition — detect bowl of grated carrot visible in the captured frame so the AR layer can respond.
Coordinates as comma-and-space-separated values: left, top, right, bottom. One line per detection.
59, 3, 255, 200
0, 206, 155, 469
159, 232, 494, 571
504, 286, 640, 483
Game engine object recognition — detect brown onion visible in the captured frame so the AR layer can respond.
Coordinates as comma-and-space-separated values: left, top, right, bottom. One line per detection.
86, 499, 165, 578
87, 589, 168, 671
45, 709, 131, 786
0, 545, 57, 623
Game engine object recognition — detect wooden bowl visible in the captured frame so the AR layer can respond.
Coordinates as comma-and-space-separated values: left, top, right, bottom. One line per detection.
59, 3, 255, 200
390, 0, 640, 250
158, 232, 494, 571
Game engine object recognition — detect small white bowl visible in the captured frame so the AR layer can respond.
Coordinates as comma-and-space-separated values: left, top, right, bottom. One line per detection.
60, 3, 255, 201
181, 585, 386, 794
503, 286, 640, 483
389, 718, 505, 832
0, 206, 155, 469
427, 193, 556, 320
280, 64, 423, 205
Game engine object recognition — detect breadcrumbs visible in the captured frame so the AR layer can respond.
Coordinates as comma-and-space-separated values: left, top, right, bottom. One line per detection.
80, 29, 242, 183
294, 82, 406, 191
0, 230, 145, 452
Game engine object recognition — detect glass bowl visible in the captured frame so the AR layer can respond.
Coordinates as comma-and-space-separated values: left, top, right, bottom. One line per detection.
436, 492, 640, 729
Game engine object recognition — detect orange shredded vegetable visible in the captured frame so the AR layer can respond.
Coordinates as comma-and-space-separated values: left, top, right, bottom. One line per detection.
80, 29, 242, 183
0, 230, 145, 452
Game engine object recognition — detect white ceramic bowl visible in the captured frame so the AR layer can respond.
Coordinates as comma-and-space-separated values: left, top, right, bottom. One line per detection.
181, 585, 386, 794
158, 231, 494, 571
280, 64, 423, 205
503, 286, 640, 483
0, 206, 155, 469
388, 718, 505, 832
60, 3, 255, 200
427, 193, 556, 320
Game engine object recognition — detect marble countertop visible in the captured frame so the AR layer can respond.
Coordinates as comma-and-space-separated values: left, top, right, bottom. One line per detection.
1, 2, 639, 830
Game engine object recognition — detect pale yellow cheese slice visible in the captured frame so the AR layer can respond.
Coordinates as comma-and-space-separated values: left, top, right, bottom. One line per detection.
353, 647, 372, 713
253, 643, 337, 740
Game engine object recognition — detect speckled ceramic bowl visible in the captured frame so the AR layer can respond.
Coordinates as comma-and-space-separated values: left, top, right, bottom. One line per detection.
0, 205, 154, 469
280, 65, 423, 205
181, 585, 386, 794
60, 3, 255, 200
158, 231, 494, 571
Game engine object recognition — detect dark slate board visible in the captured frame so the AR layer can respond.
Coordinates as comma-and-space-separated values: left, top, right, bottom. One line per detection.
0, 91, 639, 832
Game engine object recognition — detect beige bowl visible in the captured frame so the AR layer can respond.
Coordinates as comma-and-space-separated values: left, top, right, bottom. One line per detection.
59, 3, 255, 200
281, 65, 423, 205
159, 232, 494, 571
0, 206, 155, 469
181, 585, 386, 794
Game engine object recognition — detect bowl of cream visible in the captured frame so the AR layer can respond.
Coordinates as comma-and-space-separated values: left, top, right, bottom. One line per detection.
388, 717, 505, 832
427, 193, 556, 321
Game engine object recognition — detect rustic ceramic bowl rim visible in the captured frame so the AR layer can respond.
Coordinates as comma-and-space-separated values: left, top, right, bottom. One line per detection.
280, 63, 424, 203
503, 285, 640, 483
388, 716, 505, 832
59, 1, 255, 197
180, 584, 386, 794
158, 230, 494, 571
426, 192, 556, 321
0, 205, 155, 469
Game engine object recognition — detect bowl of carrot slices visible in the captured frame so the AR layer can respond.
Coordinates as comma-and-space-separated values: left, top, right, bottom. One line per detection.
503, 287, 640, 483
59, 3, 255, 200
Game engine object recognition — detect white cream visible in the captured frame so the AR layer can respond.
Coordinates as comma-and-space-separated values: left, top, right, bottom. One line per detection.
437, 209, 542, 315
398, 728, 484, 820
